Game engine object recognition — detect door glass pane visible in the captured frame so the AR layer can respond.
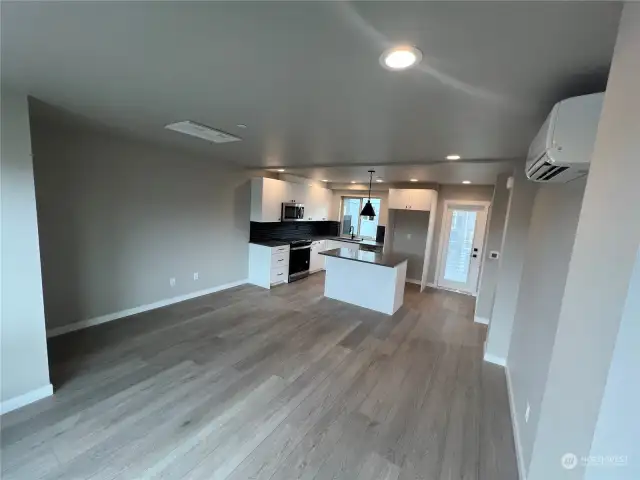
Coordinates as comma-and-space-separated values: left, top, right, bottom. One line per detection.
341, 198, 361, 235
359, 198, 381, 239
443, 210, 477, 283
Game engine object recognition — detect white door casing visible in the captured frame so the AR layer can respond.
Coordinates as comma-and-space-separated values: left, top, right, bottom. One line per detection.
435, 200, 490, 295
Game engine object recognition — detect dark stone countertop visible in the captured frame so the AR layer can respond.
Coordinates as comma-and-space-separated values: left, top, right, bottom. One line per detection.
249, 240, 290, 247
312, 236, 384, 248
319, 248, 408, 268
250, 236, 384, 248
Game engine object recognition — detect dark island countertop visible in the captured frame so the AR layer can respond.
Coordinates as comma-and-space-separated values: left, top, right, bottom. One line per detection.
319, 248, 408, 268
250, 236, 384, 248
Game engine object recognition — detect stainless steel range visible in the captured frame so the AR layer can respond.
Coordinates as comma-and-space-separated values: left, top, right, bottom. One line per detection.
287, 239, 312, 282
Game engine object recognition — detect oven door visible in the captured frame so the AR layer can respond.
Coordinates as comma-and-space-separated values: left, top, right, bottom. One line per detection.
288, 246, 310, 281
282, 203, 304, 221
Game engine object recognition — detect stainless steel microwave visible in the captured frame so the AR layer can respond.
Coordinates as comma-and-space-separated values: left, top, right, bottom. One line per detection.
281, 202, 305, 221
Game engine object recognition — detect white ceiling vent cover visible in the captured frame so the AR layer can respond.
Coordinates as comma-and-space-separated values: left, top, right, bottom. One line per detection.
165, 121, 241, 144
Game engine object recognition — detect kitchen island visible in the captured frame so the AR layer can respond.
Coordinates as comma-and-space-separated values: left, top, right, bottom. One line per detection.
319, 248, 408, 315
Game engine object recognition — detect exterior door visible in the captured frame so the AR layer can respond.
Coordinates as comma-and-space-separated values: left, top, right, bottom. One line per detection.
436, 203, 488, 294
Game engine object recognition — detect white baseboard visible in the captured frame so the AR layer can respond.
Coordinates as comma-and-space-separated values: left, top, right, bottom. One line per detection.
406, 278, 422, 285
1, 383, 53, 415
474, 315, 490, 325
483, 352, 506, 366
505, 365, 527, 480
46, 279, 248, 338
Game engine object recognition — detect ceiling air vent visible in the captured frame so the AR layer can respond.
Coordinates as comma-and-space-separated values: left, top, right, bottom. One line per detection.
165, 121, 241, 144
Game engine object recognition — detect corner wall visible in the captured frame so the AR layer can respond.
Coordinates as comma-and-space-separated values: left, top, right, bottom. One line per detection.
475, 171, 512, 322
527, 4, 640, 477
507, 178, 587, 474
484, 168, 537, 365
29, 103, 251, 334
1, 89, 52, 412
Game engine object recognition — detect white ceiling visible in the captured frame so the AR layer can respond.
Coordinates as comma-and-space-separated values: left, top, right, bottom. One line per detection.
265, 160, 514, 186
1, 1, 621, 172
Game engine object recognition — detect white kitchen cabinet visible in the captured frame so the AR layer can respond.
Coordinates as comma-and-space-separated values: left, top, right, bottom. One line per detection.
388, 188, 434, 211
305, 186, 332, 221
310, 240, 327, 272
284, 182, 307, 205
250, 177, 332, 222
250, 177, 288, 222
248, 243, 290, 288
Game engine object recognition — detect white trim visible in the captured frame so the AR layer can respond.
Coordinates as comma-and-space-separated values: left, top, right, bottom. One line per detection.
506, 365, 527, 480
483, 352, 506, 366
435, 199, 491, 295
1, 384, 53, 415
46, 279, 248, 338
474, 315, 490, 325
406, 278, 422, 285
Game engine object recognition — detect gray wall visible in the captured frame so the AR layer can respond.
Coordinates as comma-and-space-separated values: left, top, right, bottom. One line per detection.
426, 184, 495, 284
507, 178, 587, 474
0, 89, 51, 405
30, 104, 251, 331
475, 171, 512, 321
527, 5, 640, 478
389, 209, 430, 281
484, 167, 537, 363
585, 250, 640, 480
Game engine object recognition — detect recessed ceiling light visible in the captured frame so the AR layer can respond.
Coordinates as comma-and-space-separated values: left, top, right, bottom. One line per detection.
380, 46, 422, 71
447, 154, 461, 160
462, 180, 471, 184
322, 179, 328, 182
236, 124, 247, 129
351, 181, 357, 184
376, 179, 383, 183
277, 169, 285, 172
410, 178, 418, 182
309, 183, 313, 187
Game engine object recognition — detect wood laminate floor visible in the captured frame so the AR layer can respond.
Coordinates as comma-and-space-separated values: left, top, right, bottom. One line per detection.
1, 273, 518, 480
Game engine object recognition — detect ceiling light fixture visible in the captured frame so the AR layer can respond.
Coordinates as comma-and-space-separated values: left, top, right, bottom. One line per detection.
380, 46, 422, 71
462, 180, 471, 184
165, 121, 242, 144
351, 181, 356, 184
277, 169, 285, 172
322, 179, 328, 182
446, 154, 461, 160
410, 178, 418, 182
236, 124, 247, 129
376, 179, 383, 183
360, 170, 376, 219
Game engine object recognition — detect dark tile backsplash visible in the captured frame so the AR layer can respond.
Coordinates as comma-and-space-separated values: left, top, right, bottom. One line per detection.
250, 221, 340, 242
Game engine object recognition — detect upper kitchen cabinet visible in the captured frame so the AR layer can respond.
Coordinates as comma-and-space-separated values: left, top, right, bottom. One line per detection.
251, 177, 289, 222
388, 188, 435, 211
306, 186, 332, 221
250, 177, 333, 222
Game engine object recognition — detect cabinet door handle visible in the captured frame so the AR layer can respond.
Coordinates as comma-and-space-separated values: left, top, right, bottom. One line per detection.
277, 273, 283, 276
278, 259, 283, 262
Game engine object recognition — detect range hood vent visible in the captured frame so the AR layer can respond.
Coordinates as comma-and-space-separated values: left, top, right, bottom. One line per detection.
165, 121, 241, 144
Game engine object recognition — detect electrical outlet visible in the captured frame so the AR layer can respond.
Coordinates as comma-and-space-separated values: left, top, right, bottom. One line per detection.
193, 272, 199, 281
525, 402, 531, 423
169, 277, 176, 287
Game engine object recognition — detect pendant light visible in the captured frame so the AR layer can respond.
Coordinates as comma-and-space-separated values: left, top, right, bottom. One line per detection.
360, 170, 376, 219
